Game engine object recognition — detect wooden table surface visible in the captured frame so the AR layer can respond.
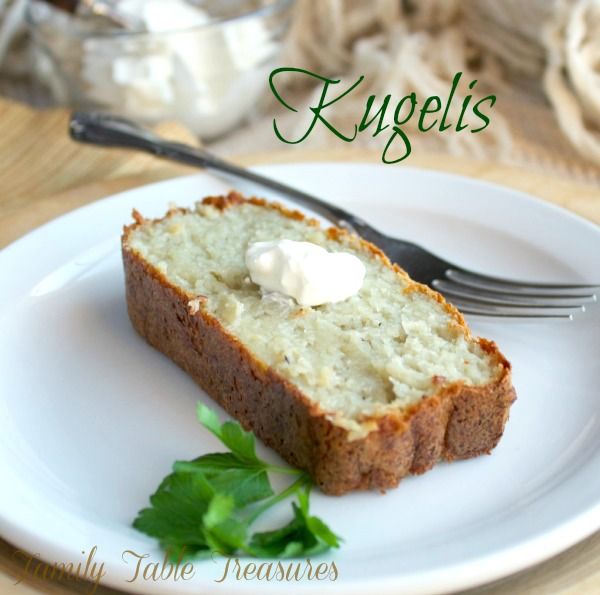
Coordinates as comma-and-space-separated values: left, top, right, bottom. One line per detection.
1, 98, 600, 594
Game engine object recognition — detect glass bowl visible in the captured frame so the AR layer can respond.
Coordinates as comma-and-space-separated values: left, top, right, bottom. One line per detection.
27, 0, 293, 139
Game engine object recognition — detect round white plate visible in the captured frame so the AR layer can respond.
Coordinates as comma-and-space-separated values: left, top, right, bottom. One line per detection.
1, 163, 600, 595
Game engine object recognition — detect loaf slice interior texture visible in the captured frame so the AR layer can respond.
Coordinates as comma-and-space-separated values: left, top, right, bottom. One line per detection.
122, 192, 516, 495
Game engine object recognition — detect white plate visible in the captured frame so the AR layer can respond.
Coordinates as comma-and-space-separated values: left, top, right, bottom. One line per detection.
1, 163, 600, 595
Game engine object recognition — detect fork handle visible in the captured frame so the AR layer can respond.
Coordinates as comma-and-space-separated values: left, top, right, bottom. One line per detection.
69, 111, 370, 232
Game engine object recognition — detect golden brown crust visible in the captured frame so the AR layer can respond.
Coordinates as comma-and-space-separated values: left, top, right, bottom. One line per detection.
121, 192, 516, 495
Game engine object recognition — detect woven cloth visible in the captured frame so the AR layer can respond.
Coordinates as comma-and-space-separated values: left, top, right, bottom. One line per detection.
211, 0, 600, 186
1, 0, 600, 186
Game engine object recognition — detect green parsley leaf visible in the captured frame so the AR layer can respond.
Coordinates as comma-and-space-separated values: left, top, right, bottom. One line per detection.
201, 493, 248, 555
247, 484, 341, 557
133, 472, 214, 557
197, 403, 258, 463
175, 452, 259, 473
174, 454, 274, 507
295, 483, 341, 547
203, 492, 235, 528
306, 515, 341, 548
133, 405, 342, 560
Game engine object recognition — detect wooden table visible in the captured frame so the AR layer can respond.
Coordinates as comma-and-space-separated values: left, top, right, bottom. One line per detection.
2, 99, 600, 594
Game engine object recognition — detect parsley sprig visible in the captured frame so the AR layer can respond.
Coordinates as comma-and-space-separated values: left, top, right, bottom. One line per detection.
133, 404, 341, 559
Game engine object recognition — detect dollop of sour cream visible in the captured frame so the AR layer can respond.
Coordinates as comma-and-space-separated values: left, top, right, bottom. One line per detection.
245, 240, 366, 307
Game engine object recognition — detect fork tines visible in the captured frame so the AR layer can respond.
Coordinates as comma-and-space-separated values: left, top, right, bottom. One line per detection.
433, 269, 599, 319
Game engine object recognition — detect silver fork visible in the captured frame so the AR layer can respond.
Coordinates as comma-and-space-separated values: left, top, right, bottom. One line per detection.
69, 112, 599, 320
